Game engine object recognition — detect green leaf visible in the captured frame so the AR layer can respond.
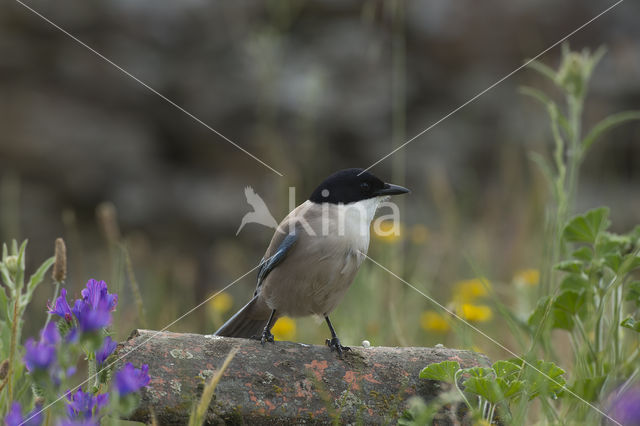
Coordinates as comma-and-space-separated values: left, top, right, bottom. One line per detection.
563, 207, 610, 245
524, 360, 566, 400
528, 296, 552, 329
419, 361, 460, 384
550, 309, 575, 331
604, 253, 623, 273
0, 285, 7, 321
528, 152, 556, 197
553, 289, 585, 316
526, 60, 558, 83
15, 239, 28, 291
624, 281, 640, 304
498, 377, 525, 400
571, 376, 606, 402
26, 256, 55, 295
621, 317, 640, 332
619, 254, 640, 275
463, 377, 503, 404
555, 260, 583, 273
559, 274, 589, 293
493, 360, 521, 379
582, 111, 640, 153
597, 232, 629, 255
17, 239, 27, 270
0, 263, 14, 292
462, 366, 493, 379
572, 247, 593, 262
519, 86, 555, 107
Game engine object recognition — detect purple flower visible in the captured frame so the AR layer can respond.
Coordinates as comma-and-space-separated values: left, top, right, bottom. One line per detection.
95, 336, 117, 367
609, 386, 640, 425
56, 419, 99, 426
48, 288, 74, 322
114, 363, 150, 396
73, 301, 112, 332
5, 402, 42, 426
24, 322, 60, 372
71, 280, 118, 332
65, 388, 109, 420
41, 321, 61, 345
24, 338, 56, 372
81, 280, 118, 313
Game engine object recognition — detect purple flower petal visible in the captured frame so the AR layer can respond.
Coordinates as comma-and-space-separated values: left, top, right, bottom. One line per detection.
48, 288, 74, 322
610, 386, 640, 424
41, 321, 61, 345
65, 388, 109, 420
95, 336, 117, 367
5, 402, 42, 426
5, 402, 24, 426
24, 338, 56, 372
81, 280, 117, 312
71, 280, 118, 332
56, 420, 99, 426
115, 363, 150, 396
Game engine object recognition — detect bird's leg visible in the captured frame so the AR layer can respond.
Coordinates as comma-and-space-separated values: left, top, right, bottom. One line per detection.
325, 316, 350, 357
261, 310, 277, 345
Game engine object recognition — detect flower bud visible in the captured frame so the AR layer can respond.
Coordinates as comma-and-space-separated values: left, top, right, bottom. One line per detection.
5, 255, 18, 275
556, 49, 594, 99
97, 202, 121, 245
52, 238, 67, 283
0, 359, 9, 380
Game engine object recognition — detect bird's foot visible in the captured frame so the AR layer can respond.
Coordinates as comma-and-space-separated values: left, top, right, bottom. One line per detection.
261, 330, 275, 345
326, 337, 350, 358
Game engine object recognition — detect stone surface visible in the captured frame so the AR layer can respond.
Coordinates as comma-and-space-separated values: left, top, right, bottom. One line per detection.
117, 329, 491, 425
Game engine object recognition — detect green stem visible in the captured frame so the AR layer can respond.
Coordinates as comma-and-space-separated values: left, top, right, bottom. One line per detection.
566, 97, 582, 209
7, 291, 20, 404
574, 316, 597, 363
88, 354, 97, 390
44, 280, 61, 328
454, 369, 472, 409
613, 284, 621, 367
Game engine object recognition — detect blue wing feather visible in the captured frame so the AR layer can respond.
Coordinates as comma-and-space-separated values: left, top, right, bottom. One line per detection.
253, 232, 298, 296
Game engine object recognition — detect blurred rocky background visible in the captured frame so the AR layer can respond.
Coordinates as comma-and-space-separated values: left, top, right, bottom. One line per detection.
0, 0, 639, 344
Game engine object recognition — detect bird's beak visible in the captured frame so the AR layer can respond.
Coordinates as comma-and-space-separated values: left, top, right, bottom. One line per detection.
374, 183, 410, 196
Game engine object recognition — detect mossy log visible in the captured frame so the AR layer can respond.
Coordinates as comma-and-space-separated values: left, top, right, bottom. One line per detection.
117, 330, 490, 425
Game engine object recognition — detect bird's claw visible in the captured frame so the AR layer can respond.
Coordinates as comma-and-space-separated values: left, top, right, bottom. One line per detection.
261, 330, 275, 345
326, 337, 350, 358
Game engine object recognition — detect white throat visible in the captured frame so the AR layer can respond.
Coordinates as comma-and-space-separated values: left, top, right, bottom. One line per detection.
334, 196, 385, 239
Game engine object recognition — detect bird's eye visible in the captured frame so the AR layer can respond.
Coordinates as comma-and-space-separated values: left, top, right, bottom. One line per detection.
360, 182, 370, 192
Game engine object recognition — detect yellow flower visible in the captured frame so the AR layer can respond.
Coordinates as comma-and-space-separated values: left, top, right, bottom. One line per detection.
410, 224, 429, 245
272, 316, 296, 341
453, 278, 490, 303
513, 268, 540, 286
459, 304, 493, 322
420, 311, 450, 333
208, 292, 233, 314
373, 220, 403, 243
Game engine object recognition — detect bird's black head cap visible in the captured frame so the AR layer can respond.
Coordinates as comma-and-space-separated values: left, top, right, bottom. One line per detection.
309, 168, 388, 204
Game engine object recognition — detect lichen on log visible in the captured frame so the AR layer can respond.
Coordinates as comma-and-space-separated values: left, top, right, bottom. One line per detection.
116, 330, 490, 425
